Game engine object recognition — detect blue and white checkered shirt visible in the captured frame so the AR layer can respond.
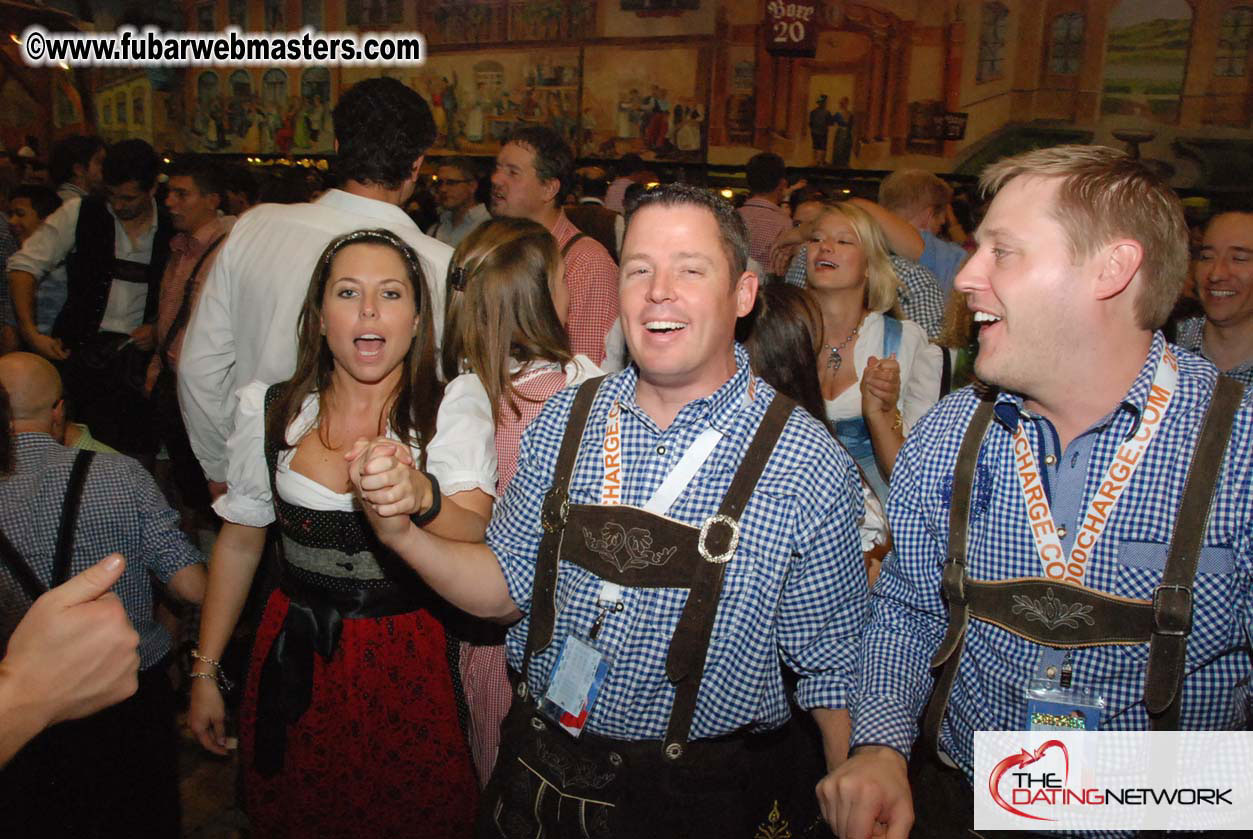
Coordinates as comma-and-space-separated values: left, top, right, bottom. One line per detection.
784, 248, 945, 340
1174, 315, 1253, 387
487, 343, 869, 740
0, 434, 203, 668
852, 334, 1253, 779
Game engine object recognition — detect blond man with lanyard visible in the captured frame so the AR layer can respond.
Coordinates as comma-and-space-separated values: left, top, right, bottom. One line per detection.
349, 184, 869, 837
820, 146, 1253, 839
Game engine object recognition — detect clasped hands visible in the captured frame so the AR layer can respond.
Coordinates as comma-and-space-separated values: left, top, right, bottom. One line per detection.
344, 437, 435, 538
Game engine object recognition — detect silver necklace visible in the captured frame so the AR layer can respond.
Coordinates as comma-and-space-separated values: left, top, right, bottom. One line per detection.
825, 323, 860, 371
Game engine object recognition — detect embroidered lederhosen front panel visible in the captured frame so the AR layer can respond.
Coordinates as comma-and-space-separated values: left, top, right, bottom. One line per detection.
562, 503, 704, 589
962, 577, 1155, 648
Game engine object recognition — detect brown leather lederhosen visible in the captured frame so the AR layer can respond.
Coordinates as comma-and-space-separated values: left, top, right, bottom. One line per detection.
478, 377, 826, 839
920, 375, 1245, 763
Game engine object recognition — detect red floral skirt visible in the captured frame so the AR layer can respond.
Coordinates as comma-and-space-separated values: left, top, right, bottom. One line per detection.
240, 588, 478, 838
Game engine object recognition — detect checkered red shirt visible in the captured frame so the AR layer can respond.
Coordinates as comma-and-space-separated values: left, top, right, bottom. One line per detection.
551, 211, 618, 363
145, 215, 233, 390
737, 196, 790, 268
605, 176, 634, 213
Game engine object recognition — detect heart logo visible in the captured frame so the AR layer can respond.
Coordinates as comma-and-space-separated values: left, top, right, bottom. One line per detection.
988, 739, 1069, 821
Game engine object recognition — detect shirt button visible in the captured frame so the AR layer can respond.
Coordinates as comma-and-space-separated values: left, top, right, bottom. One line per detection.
1044, 454, 1057, 466
656, 445, 666, 455
1057, 526, 1067, 539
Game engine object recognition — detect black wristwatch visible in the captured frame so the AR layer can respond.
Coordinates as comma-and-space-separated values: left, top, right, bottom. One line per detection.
409, 470, 442, 527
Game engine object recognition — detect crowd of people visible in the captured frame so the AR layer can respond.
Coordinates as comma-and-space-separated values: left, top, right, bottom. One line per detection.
0, 74, 1251, 839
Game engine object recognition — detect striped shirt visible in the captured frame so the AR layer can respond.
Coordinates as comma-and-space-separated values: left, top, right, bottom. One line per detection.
486, 344, 869, 740
853, 335, 1253, 788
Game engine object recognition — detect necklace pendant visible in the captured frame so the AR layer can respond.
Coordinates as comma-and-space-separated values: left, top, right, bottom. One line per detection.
827, 348, 843, 371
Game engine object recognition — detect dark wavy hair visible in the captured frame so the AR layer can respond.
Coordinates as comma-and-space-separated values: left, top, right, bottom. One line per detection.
332, 77, 436, 190
502, 125, 575, 206
265, 229, 439, 466
49, 134, 104, 187
738, 283, 826, 424
103, 139, 159, 190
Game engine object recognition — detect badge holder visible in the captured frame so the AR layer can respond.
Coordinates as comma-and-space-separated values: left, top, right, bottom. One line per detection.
1024, 661, 1104, 732
538, 583, 623, 738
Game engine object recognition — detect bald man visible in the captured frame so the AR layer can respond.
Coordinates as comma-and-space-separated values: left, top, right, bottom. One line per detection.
0, 352, 205, 836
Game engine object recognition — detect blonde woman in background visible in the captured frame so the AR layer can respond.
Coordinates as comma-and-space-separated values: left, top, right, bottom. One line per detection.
805, 202, 942, 502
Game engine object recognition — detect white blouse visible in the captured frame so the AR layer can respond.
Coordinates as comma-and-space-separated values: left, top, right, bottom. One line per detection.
822, 311, 942, 431
433, 355, 605, 498
213, 380, 497, 527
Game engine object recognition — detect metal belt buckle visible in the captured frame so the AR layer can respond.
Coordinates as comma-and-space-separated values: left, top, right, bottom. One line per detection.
540, 490, 569, 533
698, 514, 739, 564
1152, 584, 1193, 636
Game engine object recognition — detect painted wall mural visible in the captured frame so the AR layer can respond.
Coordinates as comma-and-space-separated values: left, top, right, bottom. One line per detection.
581, 46, 706, 161
343, 48, 583, 157
1100, 0, 1192, 125
4, 0, 1249, 194
186, 67, 334, 155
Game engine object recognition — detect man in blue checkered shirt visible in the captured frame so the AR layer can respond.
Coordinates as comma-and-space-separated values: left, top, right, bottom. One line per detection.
0, 352, 205, 835
822, 146, 1253, 839
352, 183, 868, 836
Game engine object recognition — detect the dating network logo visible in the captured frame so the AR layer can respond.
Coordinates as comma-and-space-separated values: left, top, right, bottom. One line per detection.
975, 731, 1250, 831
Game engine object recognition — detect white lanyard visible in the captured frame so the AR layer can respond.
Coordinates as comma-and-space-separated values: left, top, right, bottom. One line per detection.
600, 400, 724, 516
1010, 348, 1178, 586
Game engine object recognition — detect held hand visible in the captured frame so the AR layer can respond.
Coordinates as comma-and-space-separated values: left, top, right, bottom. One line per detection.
768, 222, 811, 277
128, 324, 156, 351
2, 554, 139, 727
27, 333, 69, 361
860, 355, 901, 417
814, 746, 913, 839
346, 437, 429, 538
187, 677, 229, 756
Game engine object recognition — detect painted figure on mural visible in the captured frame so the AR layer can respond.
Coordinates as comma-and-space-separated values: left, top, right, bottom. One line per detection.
292, 96, 313, 150
831, 96, 854, 168
465, 82, 488, 143
645, 85, 670, 149
676, 103, 703, 152
809, 94, 832, 166
275, 99, 298, 154
617, 88, 642, 140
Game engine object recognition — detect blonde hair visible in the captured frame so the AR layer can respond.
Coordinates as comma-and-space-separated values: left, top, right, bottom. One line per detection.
813, 202, 901, 316
441, 218, 573, 425
878, 169, 952, 216
979, 144, 1188, 330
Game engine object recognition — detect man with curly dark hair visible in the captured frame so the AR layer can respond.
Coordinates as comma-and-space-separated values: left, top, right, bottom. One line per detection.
179, 77, 452, 499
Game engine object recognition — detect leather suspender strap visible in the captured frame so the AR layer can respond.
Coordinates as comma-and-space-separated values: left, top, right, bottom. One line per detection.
921, 390, 997, 760
662, 393, 795, 754
52, 450, 95, 588
158, 233, 227, 367
1144, 374, 1244, 729
0, 449, 95, 599
0, 528, 47, 601
522, 376, 606, 687
560, 232, 587, 258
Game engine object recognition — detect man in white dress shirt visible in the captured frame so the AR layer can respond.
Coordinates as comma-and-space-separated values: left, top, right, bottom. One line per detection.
179, 77, 453, 498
